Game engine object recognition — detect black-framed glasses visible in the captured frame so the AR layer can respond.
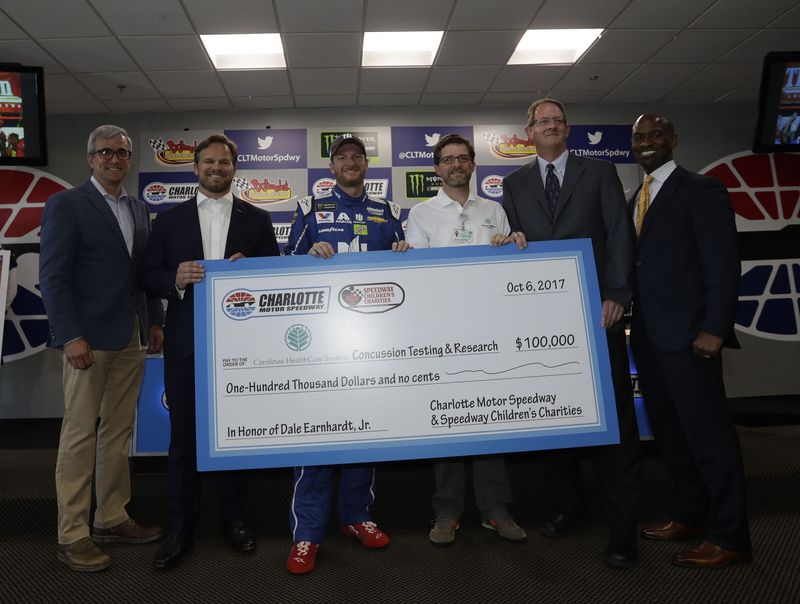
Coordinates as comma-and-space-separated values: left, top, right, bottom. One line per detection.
92, 148, 132, 160
439, 155, 473, 165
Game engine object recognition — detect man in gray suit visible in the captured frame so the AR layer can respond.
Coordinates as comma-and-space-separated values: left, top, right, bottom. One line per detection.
502, 99, 641, 568
40, 125, 164, 572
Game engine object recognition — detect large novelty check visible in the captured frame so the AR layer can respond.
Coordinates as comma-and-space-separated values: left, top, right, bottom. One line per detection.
194, 239, 618, 470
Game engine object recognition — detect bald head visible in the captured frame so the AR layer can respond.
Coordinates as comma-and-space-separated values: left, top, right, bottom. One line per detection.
631, 113, 678, 174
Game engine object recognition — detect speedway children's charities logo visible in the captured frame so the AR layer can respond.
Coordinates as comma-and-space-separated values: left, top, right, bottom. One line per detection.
339, 282, 404, 314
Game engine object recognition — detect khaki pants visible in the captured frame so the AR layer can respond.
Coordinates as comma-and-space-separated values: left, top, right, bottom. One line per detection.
55, 323, 146, 545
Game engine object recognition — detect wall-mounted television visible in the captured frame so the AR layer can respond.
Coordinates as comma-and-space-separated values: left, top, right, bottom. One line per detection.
752, 51, 800, 153
0, 64, 47, 166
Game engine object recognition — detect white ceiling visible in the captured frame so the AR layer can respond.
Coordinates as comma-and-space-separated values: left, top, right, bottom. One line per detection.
1, 0, 798, 114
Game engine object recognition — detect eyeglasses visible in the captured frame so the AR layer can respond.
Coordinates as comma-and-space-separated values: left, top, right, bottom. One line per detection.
531, 117, 566, 128
439, 155, 473, 165
92, 148, 132, 160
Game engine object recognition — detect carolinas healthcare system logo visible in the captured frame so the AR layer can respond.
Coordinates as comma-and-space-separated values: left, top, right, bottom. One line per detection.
222, 290, 256, 319
285, 324, 312, 351
481, 175, 504, 199
339, 282, 405, 314
149, 137, 197, 165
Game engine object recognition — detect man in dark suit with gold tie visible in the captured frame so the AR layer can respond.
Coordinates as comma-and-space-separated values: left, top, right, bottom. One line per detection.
630, 113, 750, 568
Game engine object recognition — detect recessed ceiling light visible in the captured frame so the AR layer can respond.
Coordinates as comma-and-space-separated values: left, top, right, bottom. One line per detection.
362, 31, 444, 67
508, 29, 603, 65
200, 34, 286, 70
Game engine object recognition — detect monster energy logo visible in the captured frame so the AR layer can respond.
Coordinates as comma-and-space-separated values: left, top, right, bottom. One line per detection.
320, 131, 379, 158
405, 171, 441, 198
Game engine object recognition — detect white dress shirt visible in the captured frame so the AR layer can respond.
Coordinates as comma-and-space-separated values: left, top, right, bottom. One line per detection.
197, 191, 233, 260
405, 187, 510, 248
536, 148, 569, 188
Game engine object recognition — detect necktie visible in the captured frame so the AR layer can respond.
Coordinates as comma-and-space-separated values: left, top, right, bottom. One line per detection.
545, 163, 560, 217
635, 174, 654, 236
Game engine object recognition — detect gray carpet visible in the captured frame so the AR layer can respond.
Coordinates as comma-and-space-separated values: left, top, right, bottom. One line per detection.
0, 425, 798, 603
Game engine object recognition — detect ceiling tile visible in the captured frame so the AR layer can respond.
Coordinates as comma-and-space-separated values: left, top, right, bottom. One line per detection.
360, 68, 429, 94
0, 14, 27, 39
218, 70, 291, 96
231, 96, 295, 109
552, 63, 638, 91
690, 0, 798, 28
420, 92, 485, 105
719, 30, 800, 63
531, 0, 630, 28
490, 65, 569, 92
1, 0, 110, 37
617, 63, 704, 90
768, 4, 800, 27
649, 30, 753, 63
283, 33, 361, 68
290, 68, 358, 95
717, 89, 759, 102
47, 98, 110, 113
275, 0, 363, 33
581, 29, 678, 63
610, 0, 715, 28
358, 94, 420, 106
43, 74, 96, 100
448, 0, 543, 30
295, 94, 357, 107
39, 38, 137, 73
90, 0, 194, 35
76, 72, 160, 99
105, 98, 172, 112
168, 97, 233, 111
661, 89, 729, 103
425, 66, 501, 93
548, 90, 607, 103
482, 92, 543, 105
121, 36, 212, 70
185, 0, 278, 34
601, 89, 670, 103
365, 0, 455, 30
436, 31, 521, 66
146, 70, 226, 98
678, 64, 761, 91
0, 40, 65, 73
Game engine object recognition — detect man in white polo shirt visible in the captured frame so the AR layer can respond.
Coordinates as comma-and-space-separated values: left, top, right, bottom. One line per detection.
405, 133, 526, 545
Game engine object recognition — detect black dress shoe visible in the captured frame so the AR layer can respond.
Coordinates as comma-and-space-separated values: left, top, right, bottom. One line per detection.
224, 521, 256, 553
154, 533, 192, 570
540, 513, 581, 538
604, 536, 638, 569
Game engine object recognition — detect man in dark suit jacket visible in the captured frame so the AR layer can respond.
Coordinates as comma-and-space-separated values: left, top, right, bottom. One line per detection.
140, 134, 280, 570
40, 124, 164, 572
630, 113, 750, 568
502, 98, 641, 568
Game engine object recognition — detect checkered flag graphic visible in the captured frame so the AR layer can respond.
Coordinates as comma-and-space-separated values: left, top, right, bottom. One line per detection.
149, 138, 168, 153
233, 177, 248, 193
483, 131, 504, 146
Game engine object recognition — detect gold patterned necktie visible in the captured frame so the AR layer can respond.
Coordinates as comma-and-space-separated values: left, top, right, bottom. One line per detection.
635, 174, 654, 236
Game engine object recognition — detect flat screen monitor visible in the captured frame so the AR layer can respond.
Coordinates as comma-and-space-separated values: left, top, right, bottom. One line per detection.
0, 64, 47, 166
752, 51, 800, 153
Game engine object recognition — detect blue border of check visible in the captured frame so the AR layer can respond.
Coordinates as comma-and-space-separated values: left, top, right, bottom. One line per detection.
194, 238, 619, 470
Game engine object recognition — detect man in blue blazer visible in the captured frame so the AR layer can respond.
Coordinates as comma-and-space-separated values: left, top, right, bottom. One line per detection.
630, 113, 750, 568
140, 133, 280, 570
40, 124, 164, 572
503, 98, 641, 568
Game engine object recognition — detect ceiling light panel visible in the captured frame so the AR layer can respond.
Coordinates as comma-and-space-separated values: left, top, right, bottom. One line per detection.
362, 31, 444, 67
508, 29, 603, 65
200, 33, 286, 69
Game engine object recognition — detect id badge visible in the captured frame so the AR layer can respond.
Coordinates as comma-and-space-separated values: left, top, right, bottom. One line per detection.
453, 228, 473, 243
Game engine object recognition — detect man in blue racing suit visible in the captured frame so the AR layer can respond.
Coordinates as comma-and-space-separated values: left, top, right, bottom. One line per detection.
284, 134, 410, 574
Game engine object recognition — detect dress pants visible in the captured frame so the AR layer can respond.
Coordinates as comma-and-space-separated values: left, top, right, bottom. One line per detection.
432, 456, 513, 521
55, 322, 145, 544
632, 337, 750, 551
290, 464, 376, 543
164, 355, 247, 538
541, 325, 642, 534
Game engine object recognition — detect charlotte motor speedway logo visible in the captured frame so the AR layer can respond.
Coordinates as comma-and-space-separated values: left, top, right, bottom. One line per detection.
222, 287, 330, 319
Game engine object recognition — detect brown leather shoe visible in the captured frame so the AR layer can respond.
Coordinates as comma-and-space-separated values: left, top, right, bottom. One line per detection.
57, 537, 111, 572
641, 520, 705, 541
93, 518, 163, 544
672, 541, 751, 568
